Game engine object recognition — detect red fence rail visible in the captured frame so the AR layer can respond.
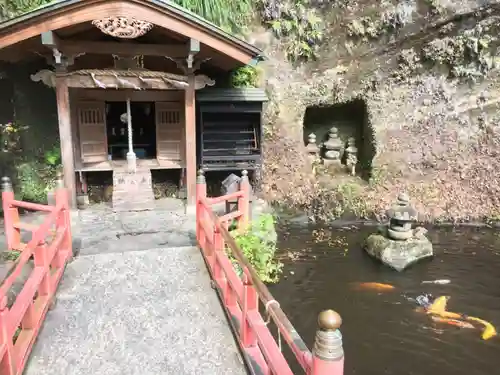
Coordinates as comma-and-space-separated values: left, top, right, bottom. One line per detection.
196, 169, 344, 375
0, 173, 73, 375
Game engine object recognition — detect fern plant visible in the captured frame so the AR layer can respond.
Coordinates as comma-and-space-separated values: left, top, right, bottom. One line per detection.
1, 0, 253, 33
0, 0, 53, 20
172, 0, 253, 32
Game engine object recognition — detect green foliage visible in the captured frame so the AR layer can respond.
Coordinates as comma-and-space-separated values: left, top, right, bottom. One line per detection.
346, 1, 415, 41
230, 66, 260, 88
231, 214, 283, 283
15, 145, 61, 203
0, 121, 26, 154
422, 24, 500, 80
258, 0, 323, 63
44, 145, 61, 167
392, 48, 421, 81
1, 250, 21, 262
16, 161, 48, 203
333, 182, 369, 218
0, 0, 53, 20
172, 0, 253, 32
346, 16, 384, 40
1, 0, 253, 33
424, 0, 445, 16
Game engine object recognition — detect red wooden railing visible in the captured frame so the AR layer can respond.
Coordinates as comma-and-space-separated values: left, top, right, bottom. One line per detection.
196, 169, 344, 375
0, 173, 73, 375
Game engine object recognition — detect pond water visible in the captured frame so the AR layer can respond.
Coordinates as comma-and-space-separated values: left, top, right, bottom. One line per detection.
269, 225, 500, 375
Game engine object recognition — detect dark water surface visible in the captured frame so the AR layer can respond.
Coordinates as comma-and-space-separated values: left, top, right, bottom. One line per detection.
268, 226, 500, 375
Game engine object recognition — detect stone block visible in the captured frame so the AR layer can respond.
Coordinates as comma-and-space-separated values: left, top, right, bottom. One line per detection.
364, 227, 433, 272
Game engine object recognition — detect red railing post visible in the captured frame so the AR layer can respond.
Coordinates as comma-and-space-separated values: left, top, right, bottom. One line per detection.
0, 296, 14, 375
237, 170, 250, 231
211, 227, 223, 275
34, 241, 52, 297
54, 172, 73, 264
196, 169, 207, 249
310, 310, 344, 375
241, 273, 258, 347
2, 177, 20, 251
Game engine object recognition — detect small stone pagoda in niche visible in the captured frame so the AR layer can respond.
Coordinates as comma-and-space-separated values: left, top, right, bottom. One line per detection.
364, 193, 433, 272
306, 133, 320, 162
322, 127, 343, 167
305, 127, 359, 175
345, 137, 358, 176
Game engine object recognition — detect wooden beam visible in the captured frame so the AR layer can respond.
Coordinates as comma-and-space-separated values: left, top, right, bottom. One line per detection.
41, 30, 61, 49
76, 89, 184, 102
184, 74, 196, 207
55, 76, 77, 208
41, 30, 65, 65
59, 40, 189, 58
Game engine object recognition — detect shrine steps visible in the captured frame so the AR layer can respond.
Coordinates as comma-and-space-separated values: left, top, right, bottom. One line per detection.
112, 168, 155, 212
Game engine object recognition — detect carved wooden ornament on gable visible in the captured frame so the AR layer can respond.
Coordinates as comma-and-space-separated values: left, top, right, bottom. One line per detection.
91, 17, 154, 39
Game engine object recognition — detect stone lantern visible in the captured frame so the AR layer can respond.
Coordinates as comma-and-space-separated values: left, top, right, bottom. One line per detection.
221, 173, 253, 215
322, 127, 343, 167
305, 133, 320, 162
386, 192, 418, 241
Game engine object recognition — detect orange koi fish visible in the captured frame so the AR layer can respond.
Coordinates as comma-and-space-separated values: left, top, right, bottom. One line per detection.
351, 282, 395, 291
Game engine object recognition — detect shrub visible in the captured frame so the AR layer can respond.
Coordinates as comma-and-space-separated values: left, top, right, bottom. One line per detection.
231, 213, 283, 283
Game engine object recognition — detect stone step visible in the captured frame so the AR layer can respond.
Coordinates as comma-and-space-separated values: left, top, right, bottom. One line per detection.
112, 169, 155, 212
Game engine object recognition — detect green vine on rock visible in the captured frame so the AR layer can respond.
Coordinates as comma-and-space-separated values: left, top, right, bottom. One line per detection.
230, 66, 260, 88
258, 0, 323, 63
346, 1, 415, 41
421, 23, 500, 81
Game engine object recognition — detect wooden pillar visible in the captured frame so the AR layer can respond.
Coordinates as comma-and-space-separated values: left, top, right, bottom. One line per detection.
185, 74, 197, 206
55, 76, 77, 208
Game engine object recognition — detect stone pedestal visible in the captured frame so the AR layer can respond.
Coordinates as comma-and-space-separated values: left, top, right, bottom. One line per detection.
112, 169, 155, 211
364, 227, 433, 272
76, 194, 89, 209
126, 151, 137, 173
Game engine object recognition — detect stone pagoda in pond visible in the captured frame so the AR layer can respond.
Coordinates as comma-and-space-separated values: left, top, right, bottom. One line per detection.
364, 192, 433, 272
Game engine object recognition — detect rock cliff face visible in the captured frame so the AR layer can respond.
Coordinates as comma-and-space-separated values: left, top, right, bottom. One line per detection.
250, 0, 500, 222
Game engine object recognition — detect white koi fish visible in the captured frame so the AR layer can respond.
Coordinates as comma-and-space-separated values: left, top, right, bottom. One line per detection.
421, 279, 451, 285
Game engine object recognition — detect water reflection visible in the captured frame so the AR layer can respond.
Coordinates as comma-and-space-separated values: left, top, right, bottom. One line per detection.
269, 225, 500, 375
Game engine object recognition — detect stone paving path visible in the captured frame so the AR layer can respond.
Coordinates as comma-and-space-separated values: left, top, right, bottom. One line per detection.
16, 200, 247, 375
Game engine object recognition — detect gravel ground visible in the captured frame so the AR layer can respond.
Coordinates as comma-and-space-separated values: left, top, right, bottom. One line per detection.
24, 246, 246, 375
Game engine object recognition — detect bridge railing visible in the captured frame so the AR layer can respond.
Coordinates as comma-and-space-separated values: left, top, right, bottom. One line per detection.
196, 169, 344, 375
0, 173, 73, 375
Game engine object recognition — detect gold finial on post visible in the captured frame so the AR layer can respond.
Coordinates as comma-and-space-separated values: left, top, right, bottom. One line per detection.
318, 309, 342, 331
1, 177, 12, 192
196, 169, 206, 184
238, 170, 251, 229
56, 171, 64, 189
311, 310, 344, 374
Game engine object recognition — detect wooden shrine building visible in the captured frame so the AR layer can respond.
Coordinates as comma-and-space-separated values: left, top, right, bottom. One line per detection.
0, 0, 266, 210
